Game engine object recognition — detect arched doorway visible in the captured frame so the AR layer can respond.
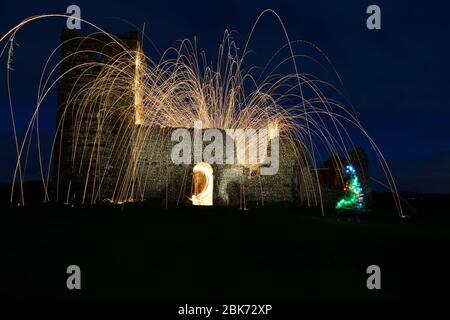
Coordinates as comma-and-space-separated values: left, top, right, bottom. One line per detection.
192, 162, 213, 206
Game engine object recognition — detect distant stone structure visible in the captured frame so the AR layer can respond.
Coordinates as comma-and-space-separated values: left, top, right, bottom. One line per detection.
55, 29, 368, 208
56, 29, 138, 203
317, 147, 371, 208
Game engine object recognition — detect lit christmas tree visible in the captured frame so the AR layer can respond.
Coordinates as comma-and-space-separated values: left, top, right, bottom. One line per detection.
336, 164, 365, 210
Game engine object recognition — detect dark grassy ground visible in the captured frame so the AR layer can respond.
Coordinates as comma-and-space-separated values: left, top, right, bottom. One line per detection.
1, 198, 449, 300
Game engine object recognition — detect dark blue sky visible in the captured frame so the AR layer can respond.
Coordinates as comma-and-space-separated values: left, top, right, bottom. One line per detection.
1, 0, 449, 193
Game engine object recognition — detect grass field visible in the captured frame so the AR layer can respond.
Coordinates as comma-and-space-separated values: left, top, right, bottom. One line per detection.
2, 201, 449, 300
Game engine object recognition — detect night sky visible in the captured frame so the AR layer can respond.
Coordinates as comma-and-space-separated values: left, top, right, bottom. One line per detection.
0, 0, 449, 193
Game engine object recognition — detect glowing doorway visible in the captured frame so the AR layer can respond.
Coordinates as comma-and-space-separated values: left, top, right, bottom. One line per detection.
192, 162, 213, 206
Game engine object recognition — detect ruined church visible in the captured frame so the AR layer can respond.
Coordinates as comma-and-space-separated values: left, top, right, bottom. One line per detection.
55, 29, 367, 208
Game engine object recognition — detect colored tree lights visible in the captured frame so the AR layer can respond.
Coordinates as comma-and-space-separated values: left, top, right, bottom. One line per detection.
336, 164, 365, 211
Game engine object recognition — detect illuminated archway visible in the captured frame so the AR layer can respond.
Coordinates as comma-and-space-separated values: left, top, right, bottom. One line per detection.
192, 162, 213, 206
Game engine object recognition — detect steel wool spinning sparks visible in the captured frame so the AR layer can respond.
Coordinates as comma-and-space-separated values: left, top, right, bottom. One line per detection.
0, 11, 404, 216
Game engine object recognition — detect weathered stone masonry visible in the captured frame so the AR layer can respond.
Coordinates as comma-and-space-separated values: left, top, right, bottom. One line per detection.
56, 29, 361, 207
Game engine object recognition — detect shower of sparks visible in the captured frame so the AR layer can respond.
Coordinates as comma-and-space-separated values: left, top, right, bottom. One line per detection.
0, 11, 404, 216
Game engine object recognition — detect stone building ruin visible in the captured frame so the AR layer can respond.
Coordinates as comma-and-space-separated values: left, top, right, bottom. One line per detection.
55, 29, 367, 208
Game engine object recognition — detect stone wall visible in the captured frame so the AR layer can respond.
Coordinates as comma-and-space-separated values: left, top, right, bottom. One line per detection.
133, 127, 312, 207
55, 29, 313, 207
55, 29, 139, 203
